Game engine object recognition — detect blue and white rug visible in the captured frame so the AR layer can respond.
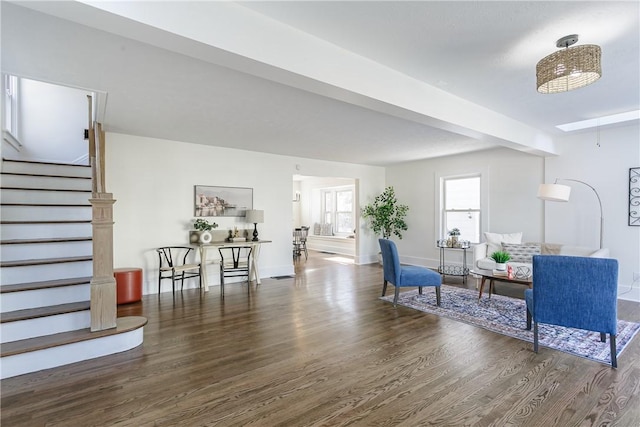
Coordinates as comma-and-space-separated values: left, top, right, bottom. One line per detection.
381, 285, 640, 366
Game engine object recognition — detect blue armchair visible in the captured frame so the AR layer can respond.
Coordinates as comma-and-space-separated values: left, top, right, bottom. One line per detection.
379, 239, 442, 307
525, 255, 619, 367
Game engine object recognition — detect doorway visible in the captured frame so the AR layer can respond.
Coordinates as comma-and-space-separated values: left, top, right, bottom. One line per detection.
292, 175, 357, 268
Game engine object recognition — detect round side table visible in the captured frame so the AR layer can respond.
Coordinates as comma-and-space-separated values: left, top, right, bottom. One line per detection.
114, 268, 143, 304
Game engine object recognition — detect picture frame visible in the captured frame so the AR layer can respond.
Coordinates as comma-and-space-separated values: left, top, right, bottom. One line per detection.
630, 167, 639, 226
194, 185, 253, 217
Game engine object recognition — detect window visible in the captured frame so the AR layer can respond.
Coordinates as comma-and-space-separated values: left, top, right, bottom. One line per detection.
3, 74, 18, 138
442, 175, 481, 243
321, 187, 354, 235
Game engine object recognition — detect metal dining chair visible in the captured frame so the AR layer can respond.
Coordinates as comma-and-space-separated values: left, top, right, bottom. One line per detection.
156, 246, 201, 294
293, 227, 308, 260
218, 246, 253, 296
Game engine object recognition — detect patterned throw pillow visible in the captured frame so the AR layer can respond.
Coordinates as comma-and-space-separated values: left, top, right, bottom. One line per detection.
313, 223, 321, 235
484, 232, 522, 255
501, 242, 541, 263
320, 223, 333, 236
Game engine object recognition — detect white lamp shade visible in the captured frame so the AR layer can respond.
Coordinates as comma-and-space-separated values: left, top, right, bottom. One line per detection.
245, 209, 264, 224
537, 184, 571, 202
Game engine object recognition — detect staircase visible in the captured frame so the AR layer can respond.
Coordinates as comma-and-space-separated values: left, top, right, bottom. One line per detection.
0, 159, 146, 379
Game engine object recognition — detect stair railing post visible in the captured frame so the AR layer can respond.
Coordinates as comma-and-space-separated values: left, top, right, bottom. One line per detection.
89, 192, 117, 331
88, 117, 117, 331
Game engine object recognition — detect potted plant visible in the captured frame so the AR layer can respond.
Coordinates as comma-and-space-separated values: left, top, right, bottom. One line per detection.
490, 250, 511, 271
362, 186, 408, 264
362, 186, 409, 240
191, 218, 218, 244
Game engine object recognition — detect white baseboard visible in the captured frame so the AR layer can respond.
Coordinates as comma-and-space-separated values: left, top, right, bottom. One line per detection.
618, 285, 640, 302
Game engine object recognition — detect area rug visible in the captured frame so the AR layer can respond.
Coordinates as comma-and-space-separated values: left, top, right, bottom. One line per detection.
381, 285, 640, 366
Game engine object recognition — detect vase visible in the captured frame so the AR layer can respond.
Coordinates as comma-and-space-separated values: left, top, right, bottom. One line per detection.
495, 262, 507, 271
199, 231, 212, 244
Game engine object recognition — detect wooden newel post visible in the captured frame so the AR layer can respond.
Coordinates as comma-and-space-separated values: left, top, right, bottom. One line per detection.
87, 97, 118, 331
90, 192, 117, 331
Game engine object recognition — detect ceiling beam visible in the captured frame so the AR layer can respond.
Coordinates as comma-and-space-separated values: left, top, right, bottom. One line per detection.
19, 0, 557, 156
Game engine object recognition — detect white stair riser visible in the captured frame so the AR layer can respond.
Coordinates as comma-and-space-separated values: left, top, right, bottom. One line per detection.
1, 261, 93, 285
1, 161, 91, 177
1, 189, 91, 205
1, 174, 91, 191
1, 283, 90, 312
0, 205, 91, 221
1, 241, 93, 262
1, 223, 93, 240
1, 310, 90, 343
0, 328, 144, 379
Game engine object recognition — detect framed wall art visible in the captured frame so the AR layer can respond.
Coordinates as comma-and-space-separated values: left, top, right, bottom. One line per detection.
194, 185, 253, 217
630, 167, 639, 226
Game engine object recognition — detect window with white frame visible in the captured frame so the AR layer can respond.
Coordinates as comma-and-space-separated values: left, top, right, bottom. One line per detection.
442, 175, 481, 243
3, 74, 18, 136
321, 186, 354, 235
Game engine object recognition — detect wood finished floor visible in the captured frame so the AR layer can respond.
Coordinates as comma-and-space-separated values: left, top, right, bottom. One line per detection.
2, 251, 640, 426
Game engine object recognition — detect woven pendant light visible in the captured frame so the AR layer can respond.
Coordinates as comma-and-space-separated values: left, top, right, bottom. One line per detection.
536, 35, 601, 94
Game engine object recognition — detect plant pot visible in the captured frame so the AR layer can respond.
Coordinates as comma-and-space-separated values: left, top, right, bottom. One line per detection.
495, 262, 507, 271
190, 230, 212, 244
199, 231, 213, 243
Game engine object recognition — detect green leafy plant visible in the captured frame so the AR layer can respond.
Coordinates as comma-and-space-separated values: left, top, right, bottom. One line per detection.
193, 218, 218, 231
448, 228, 461, 236
362, 186, 409, 239
490, 250, 511, 263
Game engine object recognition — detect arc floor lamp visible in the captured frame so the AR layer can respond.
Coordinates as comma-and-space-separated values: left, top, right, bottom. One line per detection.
537, 179, 604, 249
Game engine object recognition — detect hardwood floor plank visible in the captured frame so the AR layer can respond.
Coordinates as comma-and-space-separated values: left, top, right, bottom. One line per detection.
1, 251, 639, 426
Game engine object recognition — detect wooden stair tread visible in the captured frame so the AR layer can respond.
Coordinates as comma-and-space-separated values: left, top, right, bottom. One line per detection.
1, 237, 92, 245
1, 276, 92, 293
1, 172, 91, 179
1, 202, 91, 207
1, 158, 91, 168
0, 186, 90, 192
0, 316, 147, 357
1, 220, 92, 224
1, 255, 92, 268
1, 301, 91, 323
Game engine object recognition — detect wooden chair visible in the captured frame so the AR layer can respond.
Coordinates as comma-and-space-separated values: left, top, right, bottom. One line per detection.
156, 246, 201, 294
293, 227, 308, 260
218, 246, 253, 296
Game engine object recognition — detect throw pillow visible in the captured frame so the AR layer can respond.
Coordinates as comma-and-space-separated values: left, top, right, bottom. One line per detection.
320, 223, 333, 236
484, 232, 522, 256
501, 242, 541, 263
313, 223, 321, 235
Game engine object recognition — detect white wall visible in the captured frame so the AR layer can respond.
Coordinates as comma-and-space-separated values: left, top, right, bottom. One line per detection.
385, 127, 640, 303
292, 180, 301, 227
13, 78, 90, 164
106, 133, 385, 294
385, 147, 544, 269
544, 123, 640, 301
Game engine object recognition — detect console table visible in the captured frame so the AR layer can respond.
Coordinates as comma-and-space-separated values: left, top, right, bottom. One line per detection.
436, 240, 470, 284
195, 240, 271, 292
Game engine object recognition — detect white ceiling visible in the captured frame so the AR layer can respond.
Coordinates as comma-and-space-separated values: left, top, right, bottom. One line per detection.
3, 1, 639, 166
